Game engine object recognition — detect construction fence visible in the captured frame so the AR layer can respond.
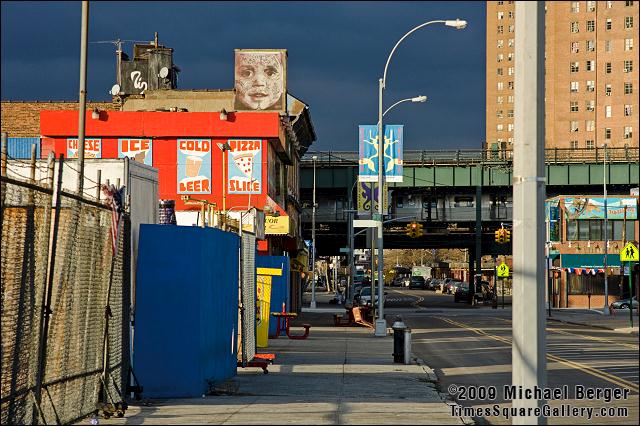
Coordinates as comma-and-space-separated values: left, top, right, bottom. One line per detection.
1, 156, 130, 425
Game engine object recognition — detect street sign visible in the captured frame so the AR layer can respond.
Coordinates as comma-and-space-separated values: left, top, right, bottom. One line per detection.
497, 262, 510, 278
353, 219, 381, 228
620, 242, 639, 262
339, 247, 351, 253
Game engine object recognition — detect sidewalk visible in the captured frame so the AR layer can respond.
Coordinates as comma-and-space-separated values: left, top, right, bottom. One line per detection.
546, 308, 639, 334
93, 294, 466, 425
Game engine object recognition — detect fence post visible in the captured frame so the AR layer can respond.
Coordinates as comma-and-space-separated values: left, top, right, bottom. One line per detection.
33, 154, 65, 424
1, 132, 7, 209
96, 170, 102, 201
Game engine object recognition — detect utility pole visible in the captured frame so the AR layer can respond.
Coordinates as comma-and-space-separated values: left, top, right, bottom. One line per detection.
512, 2, 547, 424
310, 156, 317, 309
77, 1, 89, 194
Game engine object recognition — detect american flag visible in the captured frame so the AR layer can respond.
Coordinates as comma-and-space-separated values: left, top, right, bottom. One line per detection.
101, 184, 126, 255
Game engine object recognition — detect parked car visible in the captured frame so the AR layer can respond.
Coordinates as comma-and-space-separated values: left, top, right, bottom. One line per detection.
354, 286, 387, 307
611, 296, 638, 310
409, 276, 428, 289
454, 281, 495, 303
444, 278, 462, 294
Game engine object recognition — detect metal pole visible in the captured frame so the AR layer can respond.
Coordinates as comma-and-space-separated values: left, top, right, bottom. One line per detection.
375, 77, 386, 336
603, 144, 610, 314
310, 157, 317, 309
629, 262, 633, 328
77, 1, 89, 195
513, 2, 546, 424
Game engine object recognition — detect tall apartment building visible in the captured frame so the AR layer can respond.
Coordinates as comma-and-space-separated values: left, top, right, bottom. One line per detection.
486, 1, 639, 152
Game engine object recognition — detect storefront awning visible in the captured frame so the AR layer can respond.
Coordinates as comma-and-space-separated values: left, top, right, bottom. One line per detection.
560, 254, 621, 269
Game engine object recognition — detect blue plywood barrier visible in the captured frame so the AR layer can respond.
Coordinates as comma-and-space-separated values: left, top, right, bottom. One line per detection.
134, 224, 239, 398
256, 255, 290, 337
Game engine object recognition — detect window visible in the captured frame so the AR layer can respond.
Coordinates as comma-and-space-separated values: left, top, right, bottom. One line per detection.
624, 126, 633, 139
497, 124, 504, 132
509, 25, 514, 33
508, 38, 514, 47
586, 140, 595, 149
625, 38, 634, 51
571, 1, 580, 13
607, 0, 613, 8
571, 41, 580, 53
625, 17, 634, 29
586, 60, 595, 71
497, 39, 504, 48
571, 22, 579, 33
497, 68, 504, 76
587, 1, 596, 11
605, 84, 612, 95
497, 0, 503, 4
605, 40, 612, 52
571, 101, 579, 112
623, 60, 633, 72
606, 18, 612, 30
497, 53, 504, 62
570, 140, 579, 149
497, 82, 504, 91
509, 11, 514, 19
589, 220, 601, 239
571, 81, 580, 93
508, 123, 514, 132
507, 109, 514, 118
498, 11, 504, 20
624, 104, 633, 116
624, 82, 633, 94
571, 61, 580, 73
586, 40, 595, 51
586, 100, 595, 111
497, 96, 504, 104
498, 25, 504, 34
508, 67, 515, 76
508, 53, 514, 61
605, 105, 612, 117
508, 81, 514, 90
605, 62, 612, 73
626, 1, 634, 6
605, 128, 612, 139
497, 110, 504, 119
508, 95, 514, 103
571, 121, 579, 132
586, 120, 595, 131
586, 80, 595, 92
587, 20, 595, 32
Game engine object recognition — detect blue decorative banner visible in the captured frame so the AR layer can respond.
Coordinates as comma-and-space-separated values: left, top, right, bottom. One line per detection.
563, 197, 637, 220
177, 139, 211, 194
358, 125, 403, 183
118, 138, 153, 166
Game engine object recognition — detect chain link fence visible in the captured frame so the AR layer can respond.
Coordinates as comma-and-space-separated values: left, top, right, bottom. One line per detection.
1, 160, 130, 425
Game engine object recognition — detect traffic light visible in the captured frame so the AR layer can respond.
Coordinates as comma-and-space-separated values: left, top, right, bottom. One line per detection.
504, 229, 511, 243
495, 229, 503, 244
405, 222, 421, 238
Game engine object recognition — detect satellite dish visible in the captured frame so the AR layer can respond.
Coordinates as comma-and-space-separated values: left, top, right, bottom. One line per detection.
110, 84, 121, 96
159, 67, 169, 79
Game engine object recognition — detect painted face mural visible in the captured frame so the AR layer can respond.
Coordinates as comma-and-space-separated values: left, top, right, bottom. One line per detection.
234, 51, 285, 111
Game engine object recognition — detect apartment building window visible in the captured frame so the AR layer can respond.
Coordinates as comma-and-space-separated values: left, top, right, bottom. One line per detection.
587, 20, 595, 32
497, 53, 504, 62
624, 82, 633, 94
571, 121, 579, 132
497, 96, 504, 104
626, 1, 634, 6
508, 53, 514, 61
586, 140, 595, 149
586, 40, 596, 51
571, 22, 579, 33
571, 81, 580, 92
571, 101, 579, 112
508, 67, 515, 76
508, 81, 514, 90
586, 120, 595, 132
571, 41, 580, 53
498, 11, 504, 20
623, 60, 633, 72
498, 25, 504, 34
508, 137, 513, 144
605, 105, 612, 117
624, 126, 633, 139
497, 68, 504, 76
508, 38, 514, 47
586, 100, 596, 111
606, 18, 612, 30
571, 1, 580, 13
626, 17, 634, 29
508, 123, 514, 132
508, 95, 514, 103
497, 110, 504, 119
605, 40, 613, 52
570, 140, 579, 149
625, 38, 634, 51
509, 25, 514, 33
586, 80, 595, 92
497, 82, 504, 91
605, 62, 612, 73
509, 11, 514, 19
497, 1, 503, 4
587, 1, 596, 11
571, 61, 580, 72
586, 60, 595, 71
507, 109, 514, 118
497, 39, 504, 48
605, 84, 612, 95
497, 124, 504, 132
624, 104, 633, 116
605, 128, 612, 139
606, 1, 613, 8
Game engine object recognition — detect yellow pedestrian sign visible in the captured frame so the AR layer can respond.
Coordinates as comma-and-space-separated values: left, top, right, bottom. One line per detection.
620, 242, 639, 262
497, 263, 510, 278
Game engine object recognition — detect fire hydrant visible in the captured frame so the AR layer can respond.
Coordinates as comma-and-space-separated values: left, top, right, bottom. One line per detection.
392, 316, 407, 364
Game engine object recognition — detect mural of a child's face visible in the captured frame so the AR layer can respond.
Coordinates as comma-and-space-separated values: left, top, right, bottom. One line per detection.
235, 52, 284, 110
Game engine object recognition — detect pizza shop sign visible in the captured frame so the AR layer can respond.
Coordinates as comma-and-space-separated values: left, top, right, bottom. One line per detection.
227, 139, 262, 194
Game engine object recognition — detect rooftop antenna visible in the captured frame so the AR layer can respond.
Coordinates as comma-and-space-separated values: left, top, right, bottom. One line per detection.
154, 32, 159, 48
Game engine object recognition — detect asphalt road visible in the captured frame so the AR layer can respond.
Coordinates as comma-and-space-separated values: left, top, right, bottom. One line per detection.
383, 288, 639, 425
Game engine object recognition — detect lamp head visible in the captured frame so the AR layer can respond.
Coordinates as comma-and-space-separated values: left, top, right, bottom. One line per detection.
91, 108, 100, 120
445, 19, 467, 29
216, 142, 232, 151
312, 155, 318, 161
219, 108, 228, 121
411, 95, 428, 103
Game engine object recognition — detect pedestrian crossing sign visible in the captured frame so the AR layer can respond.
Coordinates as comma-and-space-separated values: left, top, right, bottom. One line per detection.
620, 242, 639, 262
497, 263, 510, 278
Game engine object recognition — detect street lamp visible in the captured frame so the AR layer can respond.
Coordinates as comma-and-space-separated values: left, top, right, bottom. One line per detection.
216, 141, 232, 229
375, 18, 467, 337
382, 95, 428, 118
602, 143, 610, 315
310, 155, 318, 309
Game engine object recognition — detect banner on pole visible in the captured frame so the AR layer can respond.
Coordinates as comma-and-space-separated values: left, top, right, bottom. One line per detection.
358, 125, 403, 183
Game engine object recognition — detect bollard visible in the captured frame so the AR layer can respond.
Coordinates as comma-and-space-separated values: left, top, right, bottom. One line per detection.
403, 327, 412, 365
392, 316, 406, 363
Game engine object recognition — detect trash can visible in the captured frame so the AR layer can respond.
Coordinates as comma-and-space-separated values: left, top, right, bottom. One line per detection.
392, 316, 406, 363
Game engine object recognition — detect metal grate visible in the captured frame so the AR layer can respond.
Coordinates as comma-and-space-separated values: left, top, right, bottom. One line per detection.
241, 233, 256, 364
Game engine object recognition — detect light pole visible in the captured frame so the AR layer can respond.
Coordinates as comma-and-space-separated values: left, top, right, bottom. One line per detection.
310, 155, 318, 309
375, 18, 467, 336
603, 143, 610, 315
216, 141, 232, 230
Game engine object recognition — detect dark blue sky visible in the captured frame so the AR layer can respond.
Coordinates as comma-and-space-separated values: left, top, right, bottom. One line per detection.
1, 1, 486, 151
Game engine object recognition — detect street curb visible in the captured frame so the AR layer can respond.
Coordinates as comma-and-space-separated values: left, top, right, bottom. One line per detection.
546, 317, 615, 331
414, 355, 475, 425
